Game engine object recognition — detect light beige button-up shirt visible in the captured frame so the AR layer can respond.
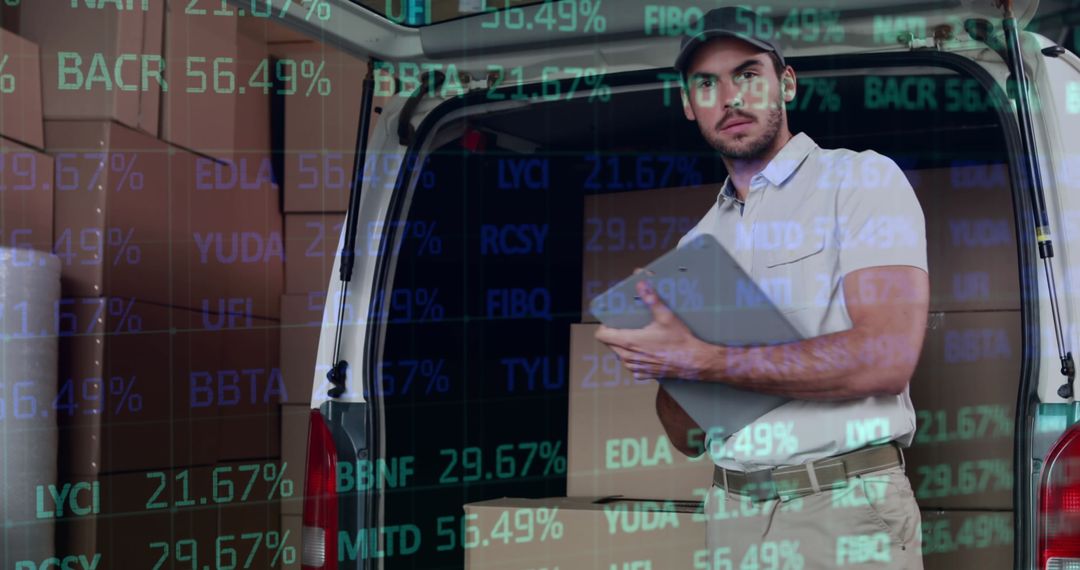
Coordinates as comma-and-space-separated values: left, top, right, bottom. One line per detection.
675, 132, 928, 471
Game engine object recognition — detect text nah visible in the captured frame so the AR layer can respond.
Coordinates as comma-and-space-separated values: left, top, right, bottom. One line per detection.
71, 0, 149, 9
194, 232, 284, 264
196, 156, 274, 190
872, 15, 927, 44
606, 436, 673, 470
58, 52, 166, 92
603, 500, 682, 534
15, 555, 101, 570
480, 224, 549, 255
944, 328, 1012, 363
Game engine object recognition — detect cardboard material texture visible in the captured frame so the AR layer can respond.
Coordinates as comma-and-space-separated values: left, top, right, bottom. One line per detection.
907, 165, 1018, 312
0, 138, 52, 253
239, 14, 315, 43
279, 42, 370, 212
567, 324, 714, 501
54, 470, 218, 570
162, 0, 237, 161
280, 404, 309, 516
463, 496, 706, 570
285, 214, 344, 295
235, 28, 272, 152
281, 514, 303, 570
919, 510, 1012, 569
46, 120, 283, 318
57, 300, 281, 475
215, 310, 283, 462
581, 185, 720, 322
0, 30, 43, 149
905, 310, 1020, 510
280, 294, 327, 404
18, 2, 164, 135
56, 465, 284, 570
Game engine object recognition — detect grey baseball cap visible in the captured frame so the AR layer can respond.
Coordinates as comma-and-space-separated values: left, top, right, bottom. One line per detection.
674, 6, 786, 75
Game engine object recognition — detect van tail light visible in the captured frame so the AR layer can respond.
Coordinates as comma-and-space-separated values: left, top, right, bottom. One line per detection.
1039, 424, 1080, 569
302, 410, 339, 570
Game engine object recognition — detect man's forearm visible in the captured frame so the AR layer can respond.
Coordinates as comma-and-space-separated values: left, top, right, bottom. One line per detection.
693, 327, 921, 400
655, 385, 705, 457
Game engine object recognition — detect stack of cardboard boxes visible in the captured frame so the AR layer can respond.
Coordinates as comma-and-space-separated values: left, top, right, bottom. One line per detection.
274, 38, 382, 556
466, 164, 1017, 568
0, 3, 379, 566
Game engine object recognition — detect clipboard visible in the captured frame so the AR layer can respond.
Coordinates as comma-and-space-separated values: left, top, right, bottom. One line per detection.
588, 233, 803, 438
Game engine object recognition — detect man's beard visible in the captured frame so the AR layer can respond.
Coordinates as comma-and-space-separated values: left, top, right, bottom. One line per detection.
699, 100, 784, 160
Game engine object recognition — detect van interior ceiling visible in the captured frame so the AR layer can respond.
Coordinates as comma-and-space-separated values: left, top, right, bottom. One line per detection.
373, 62, 1021, 567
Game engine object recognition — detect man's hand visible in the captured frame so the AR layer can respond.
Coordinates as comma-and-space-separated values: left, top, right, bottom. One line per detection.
594, 278, 713, 381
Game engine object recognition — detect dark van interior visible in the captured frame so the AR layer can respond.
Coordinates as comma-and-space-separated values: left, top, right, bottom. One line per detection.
375, 54, 1023, 568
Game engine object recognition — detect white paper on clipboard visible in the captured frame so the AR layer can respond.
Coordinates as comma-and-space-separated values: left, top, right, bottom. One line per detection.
588, 233, 803, 438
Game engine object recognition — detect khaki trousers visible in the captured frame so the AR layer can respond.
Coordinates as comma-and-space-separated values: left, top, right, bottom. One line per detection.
701, 465, 923, 569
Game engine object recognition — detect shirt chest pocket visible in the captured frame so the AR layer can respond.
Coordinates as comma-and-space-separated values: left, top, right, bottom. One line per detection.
759, 237, 827, 313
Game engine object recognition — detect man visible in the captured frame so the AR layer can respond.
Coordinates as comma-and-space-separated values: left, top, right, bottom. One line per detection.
594, 6, 929, 569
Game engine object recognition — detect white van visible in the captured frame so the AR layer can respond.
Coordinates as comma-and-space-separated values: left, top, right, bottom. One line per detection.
279, 0, 1080, 568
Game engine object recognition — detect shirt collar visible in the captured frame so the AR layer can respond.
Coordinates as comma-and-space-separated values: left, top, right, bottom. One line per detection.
760, 131, 817, 187
715, 132, 818, 208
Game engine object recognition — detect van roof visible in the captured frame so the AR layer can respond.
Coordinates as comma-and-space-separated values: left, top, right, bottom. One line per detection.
299, 0, 1038, 71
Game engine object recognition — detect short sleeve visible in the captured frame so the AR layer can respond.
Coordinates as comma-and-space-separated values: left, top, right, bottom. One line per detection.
836, 151, 928, 277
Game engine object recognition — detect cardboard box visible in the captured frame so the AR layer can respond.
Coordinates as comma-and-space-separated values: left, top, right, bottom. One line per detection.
46, 120, 283, 318
281, 404, 309, 515
54, 469, 218, 570
281, 514, 303, 570
567, 324, 714, 501
235, 29, 272, 152
0, 30, 43, 149
285, 214, 344, 295
581, 185, 719, 321
0, 138, 52, 253
19, 2, 164, 135
279, 43, 367, 212
56, 465, 285, 570
161, 0, 237, 161
57, 300, 280, 474
215, 312, 283, 462
905, 310, 1021, 510
463, 496, 706, 570
907, 165, 1019, 312
238, 13, 314, 43
281, 294, 328, 404
919, 510, 1012, 569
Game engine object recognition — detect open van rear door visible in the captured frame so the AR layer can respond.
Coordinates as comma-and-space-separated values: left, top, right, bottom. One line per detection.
249, 2, 1080, 570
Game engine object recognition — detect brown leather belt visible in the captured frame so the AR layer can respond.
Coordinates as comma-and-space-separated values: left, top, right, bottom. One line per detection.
712, 442, 903, 502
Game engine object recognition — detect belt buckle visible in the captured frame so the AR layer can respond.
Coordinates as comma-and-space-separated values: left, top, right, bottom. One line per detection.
743, 467, 778, 502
